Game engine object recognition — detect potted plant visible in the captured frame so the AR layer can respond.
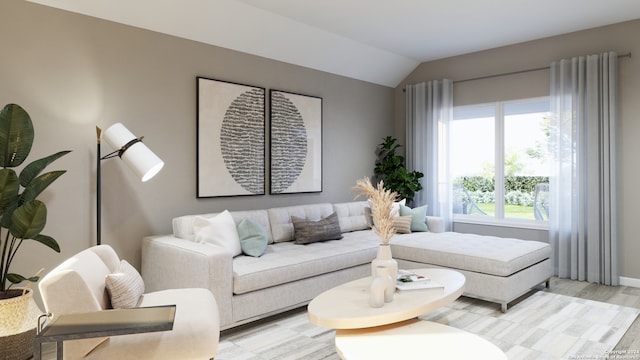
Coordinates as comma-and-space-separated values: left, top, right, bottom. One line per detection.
373, 136, 423, 205
0, 103, 70, 359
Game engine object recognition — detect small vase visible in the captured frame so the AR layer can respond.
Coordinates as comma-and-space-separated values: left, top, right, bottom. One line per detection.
371, 244, 398, 281
374, 265, 395, 303
369, 271, 385, 308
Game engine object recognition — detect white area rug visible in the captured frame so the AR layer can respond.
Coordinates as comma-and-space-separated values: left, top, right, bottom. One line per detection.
216, 291, 639, 360
422, 292, 640, 359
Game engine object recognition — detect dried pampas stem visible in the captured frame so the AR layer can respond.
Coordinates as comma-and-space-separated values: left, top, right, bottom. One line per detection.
352, 177, 398, 245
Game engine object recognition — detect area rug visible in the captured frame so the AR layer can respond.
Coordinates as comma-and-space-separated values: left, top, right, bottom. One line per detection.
216, 291, 639, 360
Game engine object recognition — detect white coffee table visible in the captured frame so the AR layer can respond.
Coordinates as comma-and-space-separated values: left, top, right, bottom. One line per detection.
307, 268, 507, 359
308, 268, 465, 329
335, 319, 507, 360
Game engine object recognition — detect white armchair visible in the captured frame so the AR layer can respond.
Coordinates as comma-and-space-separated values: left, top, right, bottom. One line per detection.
38, 245, 219, 359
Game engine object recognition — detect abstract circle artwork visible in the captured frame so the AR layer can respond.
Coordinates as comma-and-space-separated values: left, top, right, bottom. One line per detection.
220, 88, 265, 194
270, 91, 307, 193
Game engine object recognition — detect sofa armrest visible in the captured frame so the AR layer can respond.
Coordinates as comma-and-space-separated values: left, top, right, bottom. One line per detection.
426, 216, 445, 233
141, 235, 233, 326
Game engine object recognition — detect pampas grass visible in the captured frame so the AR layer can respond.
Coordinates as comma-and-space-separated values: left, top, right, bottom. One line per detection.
353, 177, 398, 245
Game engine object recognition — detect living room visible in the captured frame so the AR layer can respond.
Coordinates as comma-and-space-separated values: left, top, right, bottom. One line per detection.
2, 0, 640, 358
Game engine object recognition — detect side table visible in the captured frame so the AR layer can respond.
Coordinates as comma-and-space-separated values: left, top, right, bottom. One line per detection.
33, 305, 176, 360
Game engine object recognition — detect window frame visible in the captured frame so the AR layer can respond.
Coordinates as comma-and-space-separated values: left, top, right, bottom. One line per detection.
451, 96, 550, 230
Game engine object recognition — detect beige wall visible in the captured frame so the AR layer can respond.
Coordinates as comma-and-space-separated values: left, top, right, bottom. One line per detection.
395, 19, 640, 281
1, 0, 394, 300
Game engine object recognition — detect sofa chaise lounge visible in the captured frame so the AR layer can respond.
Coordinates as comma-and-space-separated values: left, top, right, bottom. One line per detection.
142, 201, 552, 330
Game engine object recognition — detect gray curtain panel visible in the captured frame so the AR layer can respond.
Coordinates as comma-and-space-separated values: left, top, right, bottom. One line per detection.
549, 52, 619, 285
405, 79, 453, 231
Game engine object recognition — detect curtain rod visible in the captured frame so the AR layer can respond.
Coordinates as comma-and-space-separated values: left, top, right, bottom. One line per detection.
405, 52, 631, 88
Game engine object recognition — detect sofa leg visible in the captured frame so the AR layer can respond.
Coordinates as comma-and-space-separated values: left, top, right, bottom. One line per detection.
501, 303, 507, 313
545, 279, 550, 289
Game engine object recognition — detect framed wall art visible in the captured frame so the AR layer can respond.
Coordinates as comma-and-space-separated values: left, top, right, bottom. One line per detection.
269, 90, 322, 194
197, 77, 266, 197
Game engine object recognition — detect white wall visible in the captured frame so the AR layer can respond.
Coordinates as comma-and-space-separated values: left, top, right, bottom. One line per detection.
0, 0, 394, 304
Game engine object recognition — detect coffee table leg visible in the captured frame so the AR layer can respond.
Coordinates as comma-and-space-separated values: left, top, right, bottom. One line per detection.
57, 341, 63, 360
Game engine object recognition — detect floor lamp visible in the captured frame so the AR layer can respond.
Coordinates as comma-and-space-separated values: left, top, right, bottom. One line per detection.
96, 123, 164, 245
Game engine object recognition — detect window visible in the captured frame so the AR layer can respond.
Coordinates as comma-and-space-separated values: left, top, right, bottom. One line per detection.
451, 97, 550, 225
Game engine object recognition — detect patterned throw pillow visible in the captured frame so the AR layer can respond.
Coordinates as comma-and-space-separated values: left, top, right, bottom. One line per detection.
105, 260, 145, 309
393, 215, 413, 234
292, 212, 343, 244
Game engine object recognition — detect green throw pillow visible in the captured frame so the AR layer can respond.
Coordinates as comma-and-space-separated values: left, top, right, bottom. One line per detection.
237, 218, 268, 257
399, 204, 429, 232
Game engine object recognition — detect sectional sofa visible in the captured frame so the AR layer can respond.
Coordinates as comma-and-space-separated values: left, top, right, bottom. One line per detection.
141, 201, 552, 330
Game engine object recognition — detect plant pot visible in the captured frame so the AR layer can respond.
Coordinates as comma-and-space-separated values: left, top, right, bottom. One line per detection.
0, 289, 42, 360
371, 244, 398, 281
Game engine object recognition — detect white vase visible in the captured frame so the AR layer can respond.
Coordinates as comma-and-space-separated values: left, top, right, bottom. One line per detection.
371, 244, 398, 281
368, 270, 385, 308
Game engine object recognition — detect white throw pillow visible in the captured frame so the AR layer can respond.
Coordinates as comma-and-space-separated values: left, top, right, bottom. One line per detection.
193, 210, 242, 257
105, 260, 145, 309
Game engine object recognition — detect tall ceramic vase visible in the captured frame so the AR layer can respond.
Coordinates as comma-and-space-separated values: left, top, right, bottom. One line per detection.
0, 289, 42, 360
371, 244, 398, 282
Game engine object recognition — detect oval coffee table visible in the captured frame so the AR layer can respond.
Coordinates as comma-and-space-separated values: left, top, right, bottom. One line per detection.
307, 268, 507, 359
308, 268, 465, 329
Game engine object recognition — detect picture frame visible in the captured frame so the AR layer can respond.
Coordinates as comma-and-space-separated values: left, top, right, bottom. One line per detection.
197, 77, 266, 198
269, 90, 323, 194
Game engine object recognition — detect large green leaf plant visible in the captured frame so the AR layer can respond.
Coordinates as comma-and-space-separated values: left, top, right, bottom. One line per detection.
0, 103, 70, 294
373, 136, 423, 206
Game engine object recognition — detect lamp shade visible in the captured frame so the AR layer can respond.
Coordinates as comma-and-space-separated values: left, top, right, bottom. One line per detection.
102, 123, 164, 182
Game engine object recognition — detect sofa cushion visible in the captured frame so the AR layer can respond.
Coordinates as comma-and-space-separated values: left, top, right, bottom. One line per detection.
193, 210, 242, 256
237, 218, 268, 257
292, 212, 343, 244
391, 232, 551, 277
332, 201, 369, 232
232, 230, 378, 294
393, 215, 413, 234
399, 204, 429, 232
105, 260, 145, 308
267, 203, 334, 243
173, 209, 273, 244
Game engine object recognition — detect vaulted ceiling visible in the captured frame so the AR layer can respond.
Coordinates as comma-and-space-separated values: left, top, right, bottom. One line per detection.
26, 0, 640, 87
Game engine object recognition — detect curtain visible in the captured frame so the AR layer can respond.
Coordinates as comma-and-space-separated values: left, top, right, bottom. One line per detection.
549, 52, 618, 285
405, 79, 453, 230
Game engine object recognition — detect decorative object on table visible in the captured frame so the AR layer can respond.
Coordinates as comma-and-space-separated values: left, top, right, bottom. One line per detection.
0, 103, 70, 360
197, 77, 266, 198
96, 123, 164, 245
368, 266, 386, 308
353, 177, 399, 280
269, 89, 322, 194
396, 270, 444, 291
373, 136, 423, 206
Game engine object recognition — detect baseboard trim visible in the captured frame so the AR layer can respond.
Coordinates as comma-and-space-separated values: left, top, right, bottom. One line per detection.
620, 276, 640, 288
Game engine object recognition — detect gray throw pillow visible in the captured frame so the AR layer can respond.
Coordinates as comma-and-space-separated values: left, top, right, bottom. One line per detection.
237, 218, 268, 257
292, 212, 343, 245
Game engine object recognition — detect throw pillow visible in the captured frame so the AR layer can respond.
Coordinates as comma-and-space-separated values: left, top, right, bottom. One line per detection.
292, 212, 343, 245
393, 215, 413, 234
399, 204, 430, 232
367, 198, 406, 227
237, 218, 268, 257
193, 210, 242, 257
105, 260, 145, 309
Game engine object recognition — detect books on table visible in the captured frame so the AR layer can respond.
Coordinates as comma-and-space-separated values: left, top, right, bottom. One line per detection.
395, 270, 444, 291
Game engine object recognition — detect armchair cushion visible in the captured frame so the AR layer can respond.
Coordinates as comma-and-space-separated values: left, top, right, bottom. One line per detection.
105, 260, 145, 308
